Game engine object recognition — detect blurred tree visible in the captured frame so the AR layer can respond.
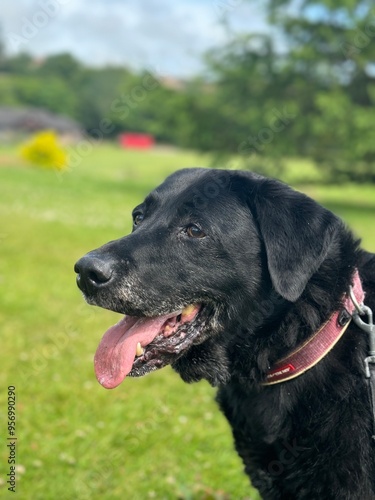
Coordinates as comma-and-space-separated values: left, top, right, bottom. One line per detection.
107, 70, 179, 141
193, 33, 298, 178
37, 53, 83, 83
204, 34, 288, 154
0, 75, 77, 116
267, 0, 375, 181
78, 66, 131, 133
0, 53, 34, 74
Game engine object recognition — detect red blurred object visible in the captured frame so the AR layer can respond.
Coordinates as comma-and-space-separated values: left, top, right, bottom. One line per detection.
119, 133, 155, 149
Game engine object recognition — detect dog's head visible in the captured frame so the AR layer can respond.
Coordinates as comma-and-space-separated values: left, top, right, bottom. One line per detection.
75, 168, 340, 388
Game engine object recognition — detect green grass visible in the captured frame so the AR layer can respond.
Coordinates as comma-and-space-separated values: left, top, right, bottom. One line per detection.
0, 143, 374, 500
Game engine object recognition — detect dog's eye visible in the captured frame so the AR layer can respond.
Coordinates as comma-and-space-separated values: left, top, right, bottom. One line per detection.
133, 213, 144, 226
186, 224, 205, 239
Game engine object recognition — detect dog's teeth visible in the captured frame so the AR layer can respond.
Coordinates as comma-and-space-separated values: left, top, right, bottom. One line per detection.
164, 325, 172, 336
136, 342, 144, 357
181, 304, 195, 318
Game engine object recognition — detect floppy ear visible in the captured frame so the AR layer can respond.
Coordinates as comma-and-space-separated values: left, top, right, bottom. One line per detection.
249, 178, 340, 302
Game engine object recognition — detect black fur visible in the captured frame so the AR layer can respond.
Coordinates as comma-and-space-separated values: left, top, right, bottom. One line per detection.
76, 169, 375, 499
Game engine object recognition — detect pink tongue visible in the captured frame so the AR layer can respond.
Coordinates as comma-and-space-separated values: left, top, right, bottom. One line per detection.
94, 312, 179, 389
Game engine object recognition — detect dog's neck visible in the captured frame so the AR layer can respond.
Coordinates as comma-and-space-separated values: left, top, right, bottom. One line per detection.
263, 269, 364, 385
231, 231, 361, 387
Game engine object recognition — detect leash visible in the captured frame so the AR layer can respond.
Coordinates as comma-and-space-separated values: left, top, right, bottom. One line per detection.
349, 286, 375, 443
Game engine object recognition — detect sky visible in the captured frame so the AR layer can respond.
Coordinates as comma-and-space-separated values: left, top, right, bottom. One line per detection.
1, 0, 269, 77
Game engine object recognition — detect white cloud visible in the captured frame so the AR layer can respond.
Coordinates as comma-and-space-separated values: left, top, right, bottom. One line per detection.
2, 0, 268, 76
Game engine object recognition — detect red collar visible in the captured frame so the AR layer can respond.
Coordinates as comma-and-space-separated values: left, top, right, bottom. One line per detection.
263, 270, 365, 385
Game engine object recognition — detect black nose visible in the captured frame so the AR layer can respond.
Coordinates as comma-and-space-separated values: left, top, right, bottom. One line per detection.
74, 254, 113, 294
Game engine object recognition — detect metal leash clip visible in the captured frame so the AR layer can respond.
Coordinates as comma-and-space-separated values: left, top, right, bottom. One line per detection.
349, 285, 375, 442
349, 285, 375, 378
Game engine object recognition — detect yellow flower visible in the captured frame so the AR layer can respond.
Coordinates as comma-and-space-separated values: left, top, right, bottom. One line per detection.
20, 130, 68, 171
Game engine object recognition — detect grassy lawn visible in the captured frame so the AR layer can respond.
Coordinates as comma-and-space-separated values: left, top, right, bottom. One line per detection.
0, 143, 374, 500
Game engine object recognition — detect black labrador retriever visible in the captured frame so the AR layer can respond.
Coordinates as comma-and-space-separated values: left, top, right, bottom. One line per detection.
75, 168, 375, 499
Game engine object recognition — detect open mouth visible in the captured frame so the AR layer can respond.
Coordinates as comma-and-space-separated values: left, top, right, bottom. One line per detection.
94, 304, 204, 389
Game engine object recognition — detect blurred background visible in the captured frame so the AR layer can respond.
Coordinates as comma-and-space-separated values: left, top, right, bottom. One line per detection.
0, 1, 374, 499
